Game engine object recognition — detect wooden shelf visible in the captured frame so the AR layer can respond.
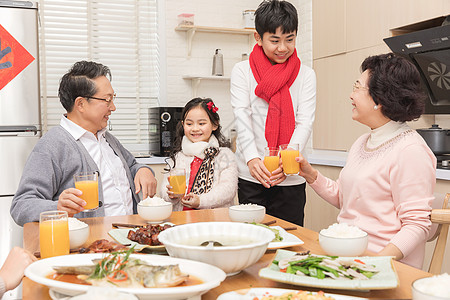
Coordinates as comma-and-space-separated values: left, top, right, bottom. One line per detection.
183, 75, 230, 97
175, 25, 255, 56
175, 25, 255, 35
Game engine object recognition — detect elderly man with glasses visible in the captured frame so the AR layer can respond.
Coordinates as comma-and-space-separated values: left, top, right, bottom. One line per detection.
11, 61, 157, 226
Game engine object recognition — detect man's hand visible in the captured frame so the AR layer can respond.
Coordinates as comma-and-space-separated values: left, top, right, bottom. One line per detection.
134, 167, 157, 199
247, 158, 271, 188
57, 188, 85, 217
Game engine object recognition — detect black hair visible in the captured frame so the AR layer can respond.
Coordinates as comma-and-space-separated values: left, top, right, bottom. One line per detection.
58, 61, 111, 112
168, 98, 228, 169
361, 53, 426, 122
255, 0, 298, 38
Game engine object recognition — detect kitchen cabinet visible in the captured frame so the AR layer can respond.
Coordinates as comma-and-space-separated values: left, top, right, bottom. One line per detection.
175, 25, 254, 57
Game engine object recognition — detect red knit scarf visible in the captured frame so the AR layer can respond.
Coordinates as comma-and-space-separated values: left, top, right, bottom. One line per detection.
249, 44, 300, 148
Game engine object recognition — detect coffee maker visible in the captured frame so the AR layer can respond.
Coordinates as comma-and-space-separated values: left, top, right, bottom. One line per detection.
149, 107, 183, 156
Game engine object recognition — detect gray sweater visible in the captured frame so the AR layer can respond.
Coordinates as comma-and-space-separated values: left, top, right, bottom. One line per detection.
10, 126, 152, 226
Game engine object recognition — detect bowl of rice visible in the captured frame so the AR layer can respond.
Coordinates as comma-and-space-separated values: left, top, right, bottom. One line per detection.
319, 223, 368, 256
68, 217, 89, 249
228, 204, 265, 223
412, 273, 450, 300
138, 196, 173, 223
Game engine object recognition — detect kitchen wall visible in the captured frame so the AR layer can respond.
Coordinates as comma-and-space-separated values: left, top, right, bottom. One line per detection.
161, 0, 312, 140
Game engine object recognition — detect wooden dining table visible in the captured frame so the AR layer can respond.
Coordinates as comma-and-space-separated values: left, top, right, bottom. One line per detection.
22, 207, 432, 299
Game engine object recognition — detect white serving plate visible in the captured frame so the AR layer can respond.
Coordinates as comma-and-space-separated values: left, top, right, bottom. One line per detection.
217, 288, 369, 299
268, 226, 304, 249
259, 249, 399, 290
25, 253, 226, 300
108, 222, 174, 251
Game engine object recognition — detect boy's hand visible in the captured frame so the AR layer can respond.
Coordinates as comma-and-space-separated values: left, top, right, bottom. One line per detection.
247, 158, 271, 188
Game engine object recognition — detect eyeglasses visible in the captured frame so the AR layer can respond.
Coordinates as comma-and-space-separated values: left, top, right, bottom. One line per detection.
352, 81, 368, 92
82, 93, 116, 106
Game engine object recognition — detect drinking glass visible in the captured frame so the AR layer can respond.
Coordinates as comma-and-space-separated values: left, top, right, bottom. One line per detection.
39, 211, 70, 258
74, 171, 99, 211
169, 168, 187, 195
264, 146, 280, 174
279, 144, 300, 175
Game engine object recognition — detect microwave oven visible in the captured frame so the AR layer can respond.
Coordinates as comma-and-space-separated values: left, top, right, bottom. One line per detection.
149, 107, 183, 156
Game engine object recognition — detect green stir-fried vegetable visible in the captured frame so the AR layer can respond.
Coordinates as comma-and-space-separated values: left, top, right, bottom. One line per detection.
251, 223, 283, 242
274, 254, 379, 280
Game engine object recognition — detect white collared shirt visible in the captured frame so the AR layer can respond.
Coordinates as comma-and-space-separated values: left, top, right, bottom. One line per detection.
60, 116, 133, 216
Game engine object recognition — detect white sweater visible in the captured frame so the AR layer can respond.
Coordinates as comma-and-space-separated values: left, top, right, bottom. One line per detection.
230, 59, 316, 186
160, 147, 238, 211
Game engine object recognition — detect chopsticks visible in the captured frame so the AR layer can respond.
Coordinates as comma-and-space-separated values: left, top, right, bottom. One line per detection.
261, 220, 297, 231
112, 223, 145, 228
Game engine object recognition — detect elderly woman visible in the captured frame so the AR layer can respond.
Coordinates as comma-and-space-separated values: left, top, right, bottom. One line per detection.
297, 53, 436, 268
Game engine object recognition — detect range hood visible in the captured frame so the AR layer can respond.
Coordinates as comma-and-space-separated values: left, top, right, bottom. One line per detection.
384, 16, 450, 114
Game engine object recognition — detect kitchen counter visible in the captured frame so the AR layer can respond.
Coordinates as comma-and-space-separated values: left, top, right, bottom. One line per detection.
309, 149, 450, 181
135, 150, 450, 180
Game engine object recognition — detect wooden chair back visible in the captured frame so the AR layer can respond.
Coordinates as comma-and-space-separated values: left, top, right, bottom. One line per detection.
428, 193, 450, 274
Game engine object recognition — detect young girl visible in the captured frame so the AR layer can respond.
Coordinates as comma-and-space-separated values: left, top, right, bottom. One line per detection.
160, 98, 238, 211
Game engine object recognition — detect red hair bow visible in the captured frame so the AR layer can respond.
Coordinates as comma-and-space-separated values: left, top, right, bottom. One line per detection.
207, 101, 219, 113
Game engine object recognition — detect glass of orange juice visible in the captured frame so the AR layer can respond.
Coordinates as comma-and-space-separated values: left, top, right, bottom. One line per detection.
39, 211, 70, 258
74, 171, 99, 211
169, 168, 187, 195
279, 144, 300, 176
264, 147, 280, 174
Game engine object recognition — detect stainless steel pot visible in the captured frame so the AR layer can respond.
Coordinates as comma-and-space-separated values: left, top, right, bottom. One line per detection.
416, 124, 450, 155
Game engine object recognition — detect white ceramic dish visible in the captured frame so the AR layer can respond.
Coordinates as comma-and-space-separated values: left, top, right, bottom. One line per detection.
217, 288, 369, 300
137, 202, 173, 224
69, 225, 89, 250
259, 249, 399, 290
25, 253, 226, 300
158, 222, 275, 276
267, 226, 304, 250
108, 223, 174, 251
319, 231, 368, 257
228, 204, 265, 223
412, 276, 450, 300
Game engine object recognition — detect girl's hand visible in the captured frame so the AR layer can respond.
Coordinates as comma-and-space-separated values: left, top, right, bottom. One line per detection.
181, 193, 200, 209
295, 154, 318, 184
166, 185, 183, 200
247, 158, 271, 188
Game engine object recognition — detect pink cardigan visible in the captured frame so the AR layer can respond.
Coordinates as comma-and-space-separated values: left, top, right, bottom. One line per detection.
310, 130, 436, 268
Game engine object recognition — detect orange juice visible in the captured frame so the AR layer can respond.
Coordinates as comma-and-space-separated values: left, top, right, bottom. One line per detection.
169, 175, 187, 194
75, 180, 99, 210
280, 149, 300, 175
39, 219, 70, 258
264, 156, 279, 173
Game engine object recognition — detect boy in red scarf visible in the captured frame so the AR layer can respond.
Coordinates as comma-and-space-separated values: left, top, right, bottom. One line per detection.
230, 0, 316, 226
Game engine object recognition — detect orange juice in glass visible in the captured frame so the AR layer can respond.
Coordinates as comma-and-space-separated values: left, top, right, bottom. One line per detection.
279, 144, 300, 175
74, 172, 99, 211
39, 211, 70, 258
264, 147, 279, 174
169, 168, 187, 195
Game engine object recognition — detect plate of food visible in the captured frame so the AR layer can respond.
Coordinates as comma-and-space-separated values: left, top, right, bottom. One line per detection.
108, 223, 174, 251
217, 287, 369, 299
259, 249, 398, 290
267, 226, 304, 250
25, 248, 226, 300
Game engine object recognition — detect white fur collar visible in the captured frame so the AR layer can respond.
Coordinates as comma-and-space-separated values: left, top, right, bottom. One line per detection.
182, 135, 219, 159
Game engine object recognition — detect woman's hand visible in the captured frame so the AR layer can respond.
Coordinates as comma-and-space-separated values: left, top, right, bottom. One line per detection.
181, 193, 200, 209
247, 158, 271, 188
0, 247, 37, 291
268, 165, 286, 186
377, 243, 404, 260
295, 154, 318, 184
